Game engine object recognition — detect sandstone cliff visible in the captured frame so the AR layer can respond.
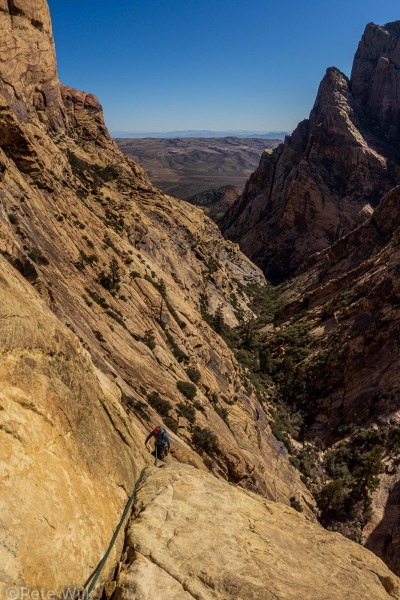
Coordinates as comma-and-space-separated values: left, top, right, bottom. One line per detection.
114, 463, 400, 600
222, 22, 400, 282
257, 184, 400, 570
0, 254, 147, 597
0, 0, 313, 594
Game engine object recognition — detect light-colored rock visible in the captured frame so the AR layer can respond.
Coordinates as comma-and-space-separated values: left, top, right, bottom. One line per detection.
115, 463, 400, 600
0, 0, 314, 594
0, 0, 65, 129
0, 255, 148, 597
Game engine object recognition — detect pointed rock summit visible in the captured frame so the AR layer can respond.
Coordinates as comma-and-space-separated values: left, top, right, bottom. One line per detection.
352, 21, 400, 149
222, 21, 400, 283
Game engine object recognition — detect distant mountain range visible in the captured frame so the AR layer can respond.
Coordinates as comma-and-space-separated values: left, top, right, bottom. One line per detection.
111, 129, 288, 139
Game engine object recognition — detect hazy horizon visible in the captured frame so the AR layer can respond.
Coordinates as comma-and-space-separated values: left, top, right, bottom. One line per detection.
111, 129, 289, 139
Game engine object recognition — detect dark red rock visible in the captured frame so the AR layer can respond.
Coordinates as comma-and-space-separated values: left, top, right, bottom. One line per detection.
222, 23, 400, 283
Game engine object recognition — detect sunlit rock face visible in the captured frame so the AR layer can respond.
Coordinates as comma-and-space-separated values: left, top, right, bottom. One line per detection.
351, 21, 400, 150
0, 0, 314, 594
114, 463, 400, 600
0, 0, 66, 129
222, 22, 400, 283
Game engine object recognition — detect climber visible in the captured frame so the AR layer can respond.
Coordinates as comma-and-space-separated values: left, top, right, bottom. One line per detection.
145, 425, 170, 460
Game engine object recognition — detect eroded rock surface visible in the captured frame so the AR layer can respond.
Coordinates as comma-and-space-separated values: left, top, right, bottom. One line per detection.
279, 186, 400, 438
0, 0, 313, 594
0, 255, 147, 596
114, 463, 400, 600
223, 22, 400, 282
263, 185, 400, 572
0, 0, 65, 129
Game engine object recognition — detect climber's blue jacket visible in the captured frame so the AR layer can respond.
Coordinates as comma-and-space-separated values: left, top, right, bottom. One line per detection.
145, 426, 170, 450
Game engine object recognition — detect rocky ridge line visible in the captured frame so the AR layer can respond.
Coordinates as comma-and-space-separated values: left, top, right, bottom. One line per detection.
222, 21, 400, 283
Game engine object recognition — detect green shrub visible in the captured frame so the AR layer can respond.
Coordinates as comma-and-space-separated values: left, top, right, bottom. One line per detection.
75, 250, 99, 270
85, 288, 110, 309
97, 258, 121, 292
68, 151, 119, 188
215, 405, 228, 422
212, 304, 225, 333
221, 395, 235, 405
106, 309, 126, 329
121, 394, 149, 420
164, 416, 179, 434
177, 402, 196, 424
206, 257, 219, 274
83, 235, 94, 248
165, 332, 188, 363
147, 391, 172, 417
193, 400, 205, 412
290, 496, 303, 513
185, 366, 201, 384
144, 329, 156, 350
82, 295, 93, 307
317, 480, 346, 523
192, 426, 220, 455
290, 448, 318, 480
177, 380, 197, 400
28, 247, 49, 265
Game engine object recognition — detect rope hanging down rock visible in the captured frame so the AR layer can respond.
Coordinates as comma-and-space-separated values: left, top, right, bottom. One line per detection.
81, 466, 147, 600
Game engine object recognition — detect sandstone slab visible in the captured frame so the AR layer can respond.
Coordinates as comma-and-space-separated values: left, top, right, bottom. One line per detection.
115, 463, 400, 600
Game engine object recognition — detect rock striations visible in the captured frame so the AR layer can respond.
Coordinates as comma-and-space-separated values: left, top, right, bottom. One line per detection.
222, 22, 400, 283
276, 185, 400, 439
2, 2, 400, 598
0, 0, 64, 129
0, 0, 311, 595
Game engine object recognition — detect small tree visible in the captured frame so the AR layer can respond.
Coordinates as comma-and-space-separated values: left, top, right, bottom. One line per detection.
109, 258, 121, 289
177, 402, 196, 424
259, 347, 274, 375
242, 310, 255, 348
97, 258, 121, 292
147, 391, 172, 416
144, 329, 156, 350
158, 297, 164, 325
158, 278, 167, 298
212, 304, 224, 334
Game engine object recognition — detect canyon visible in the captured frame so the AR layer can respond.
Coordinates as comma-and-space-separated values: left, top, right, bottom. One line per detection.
1, 2, 400, 599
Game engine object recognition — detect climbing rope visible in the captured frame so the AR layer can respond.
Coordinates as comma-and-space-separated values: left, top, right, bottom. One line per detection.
80, 466, 146, 600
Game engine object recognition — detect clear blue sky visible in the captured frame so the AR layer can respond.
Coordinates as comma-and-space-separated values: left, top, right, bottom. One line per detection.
48, 0, 400, 133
